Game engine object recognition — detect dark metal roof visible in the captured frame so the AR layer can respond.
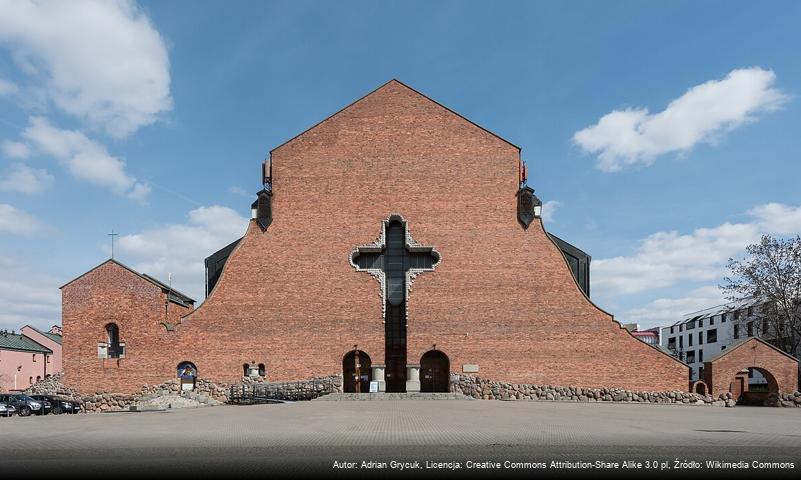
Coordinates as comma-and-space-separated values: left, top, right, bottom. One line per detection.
0, 331, 52, 354
61, 259, 195, 305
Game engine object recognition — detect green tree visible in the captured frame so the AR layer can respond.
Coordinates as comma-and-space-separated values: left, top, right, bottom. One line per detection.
722, 234, 801, 360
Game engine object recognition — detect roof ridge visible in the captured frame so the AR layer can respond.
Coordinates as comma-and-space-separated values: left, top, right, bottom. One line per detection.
269, 79, 521, 155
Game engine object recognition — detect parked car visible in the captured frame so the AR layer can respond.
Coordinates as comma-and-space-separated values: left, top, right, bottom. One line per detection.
28, 395, 53, 415
0, 401, 17, 417
29, 395, 81, 414
0, 393, 43, 416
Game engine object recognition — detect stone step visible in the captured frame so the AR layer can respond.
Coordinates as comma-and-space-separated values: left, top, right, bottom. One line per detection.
314, 392, 474, 401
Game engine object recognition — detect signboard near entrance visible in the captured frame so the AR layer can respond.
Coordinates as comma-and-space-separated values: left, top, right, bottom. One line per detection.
369, 381, 379, 393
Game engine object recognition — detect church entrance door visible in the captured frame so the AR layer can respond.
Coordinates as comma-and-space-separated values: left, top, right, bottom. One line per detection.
343, 350, 372, 393
420, 350, 449, 393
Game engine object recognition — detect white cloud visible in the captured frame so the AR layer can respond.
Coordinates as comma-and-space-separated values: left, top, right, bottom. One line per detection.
747, 202, 801, 235
620, 286, 726, 328
0, 163, 54, 194
20, 116, 149, 201
541, 200, 561, 223
0, 256, 61, 331
0, 203, 44, 235
0, 0, 172, 138
594, 222, 759, 296
115, 205, 249, 301
574, 67, 789, 172
594, 203, 801, 297
1, 140, 31, 159
0, 77, 17, 95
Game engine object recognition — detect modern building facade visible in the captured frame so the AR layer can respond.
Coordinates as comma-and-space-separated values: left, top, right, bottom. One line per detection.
660, 298, 771, 384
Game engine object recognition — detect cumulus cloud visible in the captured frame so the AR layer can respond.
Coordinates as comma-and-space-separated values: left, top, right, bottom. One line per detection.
1, 140, 31, 159
0, 0, 172, 138
115, 205, 249, 301
620, 286, 727, 328
20, 116, 149, 201
574, 67, 789, 172
0, 203, 45, 235
0, 256, 61, 331
593, 203, 801, 297
594, 222, 759, 296
747, 202, 801, 235
0, 163, 54, 194
540, 200, 561, 223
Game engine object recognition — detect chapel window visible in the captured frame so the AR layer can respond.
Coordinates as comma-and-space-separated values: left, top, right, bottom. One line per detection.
258, 363, 266, 377
106, 323, 123, 358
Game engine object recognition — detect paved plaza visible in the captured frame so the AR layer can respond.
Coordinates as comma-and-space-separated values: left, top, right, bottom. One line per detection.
1, 400, 800, 476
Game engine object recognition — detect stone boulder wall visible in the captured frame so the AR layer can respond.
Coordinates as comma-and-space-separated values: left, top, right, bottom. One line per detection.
777, 392, 801, 408
26, 374, 231, 413
450, 374, 801, 408
232, 375, 343, 401
25, 374, 342, 412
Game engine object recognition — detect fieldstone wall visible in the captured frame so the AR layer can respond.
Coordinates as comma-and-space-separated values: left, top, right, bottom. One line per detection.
26, 374, 343, 412
777, 392, 801, 408
230, 375, 342, 402
26, 374, 231, 413
451, 374, 799, 407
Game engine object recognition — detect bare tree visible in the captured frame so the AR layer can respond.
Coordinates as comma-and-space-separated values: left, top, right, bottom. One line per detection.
722, 234, 801, 360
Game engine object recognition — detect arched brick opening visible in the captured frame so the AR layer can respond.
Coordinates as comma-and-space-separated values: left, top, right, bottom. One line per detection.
692, 380, 709, 396
343, 350, 372, 393
177, 361, 197, 391
420, 349, 450, 393
729, 367, 779, 406
705, 338, 798, 401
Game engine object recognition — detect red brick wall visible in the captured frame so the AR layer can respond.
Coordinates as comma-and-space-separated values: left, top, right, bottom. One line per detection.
64, 81, 687, 394
703, 338, 798, 396
62, 262, 193, 393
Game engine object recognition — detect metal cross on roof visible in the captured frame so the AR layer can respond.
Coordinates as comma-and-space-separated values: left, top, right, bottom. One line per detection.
108, 229, 119, 259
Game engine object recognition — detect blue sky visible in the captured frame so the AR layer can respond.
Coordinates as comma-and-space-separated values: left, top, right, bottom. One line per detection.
0, 0, 799, 331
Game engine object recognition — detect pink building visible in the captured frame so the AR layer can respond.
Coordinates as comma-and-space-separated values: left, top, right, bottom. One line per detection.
0, 325, 62, 392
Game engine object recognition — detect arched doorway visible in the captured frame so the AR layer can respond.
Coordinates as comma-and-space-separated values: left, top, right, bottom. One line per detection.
177, 362, 197, 391
692, 380, 708, 396
420, 350, 449, 393
343, 350, 372, 393
729, 367, 779, 406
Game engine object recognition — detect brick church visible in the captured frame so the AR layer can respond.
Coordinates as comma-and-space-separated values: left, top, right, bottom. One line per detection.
62, 80, 689, 395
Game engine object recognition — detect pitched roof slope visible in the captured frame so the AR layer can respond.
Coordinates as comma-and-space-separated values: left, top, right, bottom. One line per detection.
0, 331, 52, 353
60, 259, 195, 304
270, 79, 521, 155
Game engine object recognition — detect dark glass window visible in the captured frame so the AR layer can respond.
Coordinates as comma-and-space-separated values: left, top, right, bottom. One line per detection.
707, 329, 717, 343
733, 325, 739, 339
698, 332, 703, 345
